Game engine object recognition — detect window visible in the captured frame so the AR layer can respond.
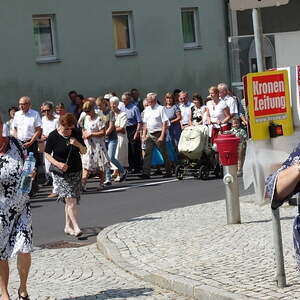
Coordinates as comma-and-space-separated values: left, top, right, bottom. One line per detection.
181, 8, 201, 49
112, 12, 136, 56
33, 15, 58, 63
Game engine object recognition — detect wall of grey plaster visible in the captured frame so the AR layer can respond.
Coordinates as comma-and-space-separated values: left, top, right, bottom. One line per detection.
0, 0, 229, 118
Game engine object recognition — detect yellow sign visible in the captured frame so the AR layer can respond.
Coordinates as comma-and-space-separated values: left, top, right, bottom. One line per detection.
245, 70, 294, 140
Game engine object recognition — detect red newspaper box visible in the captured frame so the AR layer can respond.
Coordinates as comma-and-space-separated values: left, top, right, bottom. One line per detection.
215, 134, 240, 166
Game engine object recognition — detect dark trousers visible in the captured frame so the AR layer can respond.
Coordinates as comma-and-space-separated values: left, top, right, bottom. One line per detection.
126, 124, 142, 171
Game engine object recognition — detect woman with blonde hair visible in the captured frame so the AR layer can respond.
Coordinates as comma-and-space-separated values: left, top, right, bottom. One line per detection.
206, 86, 231, 144
81, 101, 110, 190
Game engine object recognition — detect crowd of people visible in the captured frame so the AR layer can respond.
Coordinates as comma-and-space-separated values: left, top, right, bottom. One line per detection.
0, 84, 249, 299
3, 84, 248, 193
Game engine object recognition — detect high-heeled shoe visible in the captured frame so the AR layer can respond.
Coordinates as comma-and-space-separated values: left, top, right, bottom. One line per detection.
64, 228, 75, 236
74, 229, 83, 237
18, 289, 30, 300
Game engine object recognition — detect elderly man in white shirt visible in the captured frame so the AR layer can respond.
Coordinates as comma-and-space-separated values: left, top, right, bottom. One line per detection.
178, 91, 194, 129
140, 93, 172, 179
218, 83, 238, 123
13, 96, 42, 196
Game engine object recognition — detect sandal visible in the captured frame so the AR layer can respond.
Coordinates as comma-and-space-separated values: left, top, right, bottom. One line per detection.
18, 289, 30, 300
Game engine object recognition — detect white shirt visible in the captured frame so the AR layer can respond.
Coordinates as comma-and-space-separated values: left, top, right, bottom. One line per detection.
207, 100, 227, 123
143, 104, 169, 133
118, 101, 126, 112
221, 95, 238, 115
179, 101, 194, 125
42, 116, 59, 136
13, 109, 42, 141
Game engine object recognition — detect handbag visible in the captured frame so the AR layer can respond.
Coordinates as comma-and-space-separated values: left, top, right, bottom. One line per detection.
49, 145, 72, 176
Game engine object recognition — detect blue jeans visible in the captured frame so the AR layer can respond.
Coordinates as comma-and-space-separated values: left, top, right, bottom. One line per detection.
105, 139, 125, 181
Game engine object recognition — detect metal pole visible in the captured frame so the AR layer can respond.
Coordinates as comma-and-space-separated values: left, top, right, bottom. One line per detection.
271, 208, 286, 288
223, 165, 241, 224
252, 7, 286, 287
252, 8, 266, 72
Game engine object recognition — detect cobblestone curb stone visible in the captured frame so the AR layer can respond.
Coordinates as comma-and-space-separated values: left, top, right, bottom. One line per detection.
97, 196, 258, 300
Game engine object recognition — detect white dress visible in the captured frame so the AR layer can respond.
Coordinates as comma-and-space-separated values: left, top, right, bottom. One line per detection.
114, 112, 128, 167
81, 116, 110, 172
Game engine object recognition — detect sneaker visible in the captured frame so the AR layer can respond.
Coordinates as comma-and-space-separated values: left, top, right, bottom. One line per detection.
81, 184, 87, 192
119, 170, 128, 182
104, 180, 112, 186
139, 174, 151, 179
114, 175, 121, 182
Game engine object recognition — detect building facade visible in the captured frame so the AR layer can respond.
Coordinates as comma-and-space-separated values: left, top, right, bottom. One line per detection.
228, 0, 300, 93
0, 0, 230, 117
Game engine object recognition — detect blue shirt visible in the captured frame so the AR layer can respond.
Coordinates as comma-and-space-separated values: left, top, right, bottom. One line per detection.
125, 103, 142, 126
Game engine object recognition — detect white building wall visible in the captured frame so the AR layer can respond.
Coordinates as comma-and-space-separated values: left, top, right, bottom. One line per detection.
275, 31, 300, 68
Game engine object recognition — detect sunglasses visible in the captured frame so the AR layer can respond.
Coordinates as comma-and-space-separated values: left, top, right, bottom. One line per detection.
42, 109, 51, 112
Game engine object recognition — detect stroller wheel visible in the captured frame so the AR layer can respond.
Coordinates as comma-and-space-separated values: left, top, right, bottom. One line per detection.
175, 165, 184, 180
198, 165, 209, 180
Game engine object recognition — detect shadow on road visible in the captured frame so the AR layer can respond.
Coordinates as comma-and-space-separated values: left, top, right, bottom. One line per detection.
61, 288, 154, 299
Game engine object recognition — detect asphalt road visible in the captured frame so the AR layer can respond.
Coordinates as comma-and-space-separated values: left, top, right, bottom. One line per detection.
31, 174, 254, 247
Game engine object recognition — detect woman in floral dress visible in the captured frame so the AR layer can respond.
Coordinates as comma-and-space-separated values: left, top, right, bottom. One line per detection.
81, 101, 110, 191
0, 114, 33, 300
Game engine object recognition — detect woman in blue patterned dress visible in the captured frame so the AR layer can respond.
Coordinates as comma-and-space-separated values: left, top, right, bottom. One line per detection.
265, 144, 300, 272
0, 114, 33, 300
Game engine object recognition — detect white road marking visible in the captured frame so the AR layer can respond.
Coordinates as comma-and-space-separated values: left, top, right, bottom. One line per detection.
101, 178, 179, 193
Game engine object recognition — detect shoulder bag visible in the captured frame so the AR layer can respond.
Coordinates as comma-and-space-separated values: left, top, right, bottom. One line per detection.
49, 145, 72, 176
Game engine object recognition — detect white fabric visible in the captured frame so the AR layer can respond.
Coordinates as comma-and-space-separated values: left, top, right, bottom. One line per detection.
12, 109, 42, 141
179, 101, 194, 125
221, 95, 238, 115
206, 100, 227, 124
178, 125, 210, 160
41, 116, 58, 136
118, 101, 126, 112
113, 112, 128, 168
143, 104, 169, 133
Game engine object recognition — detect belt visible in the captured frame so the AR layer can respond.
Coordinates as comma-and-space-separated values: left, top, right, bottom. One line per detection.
149, 130, 162, 134
126, 124, 138, 128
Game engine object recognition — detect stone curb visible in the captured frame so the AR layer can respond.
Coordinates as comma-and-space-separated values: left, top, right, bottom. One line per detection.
97, 195, 259, 300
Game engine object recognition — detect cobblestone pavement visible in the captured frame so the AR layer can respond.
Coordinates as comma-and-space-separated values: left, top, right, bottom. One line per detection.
7, 244, 189, 300
97, 195, 300, 300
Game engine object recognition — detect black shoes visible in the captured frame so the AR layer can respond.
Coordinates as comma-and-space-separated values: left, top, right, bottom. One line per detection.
139, 174, 151, 179
163, 173, 173, 178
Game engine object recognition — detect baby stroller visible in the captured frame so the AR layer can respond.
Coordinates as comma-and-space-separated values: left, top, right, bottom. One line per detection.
175, 125, 223, 180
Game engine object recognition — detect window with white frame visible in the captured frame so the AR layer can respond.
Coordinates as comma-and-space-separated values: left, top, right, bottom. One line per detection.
112, 12, 136, 55
32, 15, 58, 61
181, 8, 201, 48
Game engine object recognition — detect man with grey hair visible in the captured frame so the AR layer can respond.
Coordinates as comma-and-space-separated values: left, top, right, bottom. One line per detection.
217, 83, 238, 123
178, 91, 193, 129
13, 96, 42, 196
140, 93, 172, 179
123, 92, 143, 173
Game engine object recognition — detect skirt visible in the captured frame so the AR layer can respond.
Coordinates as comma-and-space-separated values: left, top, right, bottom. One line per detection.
53, 171, 82, 203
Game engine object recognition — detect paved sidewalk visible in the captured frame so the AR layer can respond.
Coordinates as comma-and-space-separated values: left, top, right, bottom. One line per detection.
97, 195, 300, 300
7, 244, 188, 300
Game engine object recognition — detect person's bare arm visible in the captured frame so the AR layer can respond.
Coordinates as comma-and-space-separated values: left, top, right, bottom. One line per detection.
158, 121, 168, 143
23, 127, 42, 148
276, 165, 300, 201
